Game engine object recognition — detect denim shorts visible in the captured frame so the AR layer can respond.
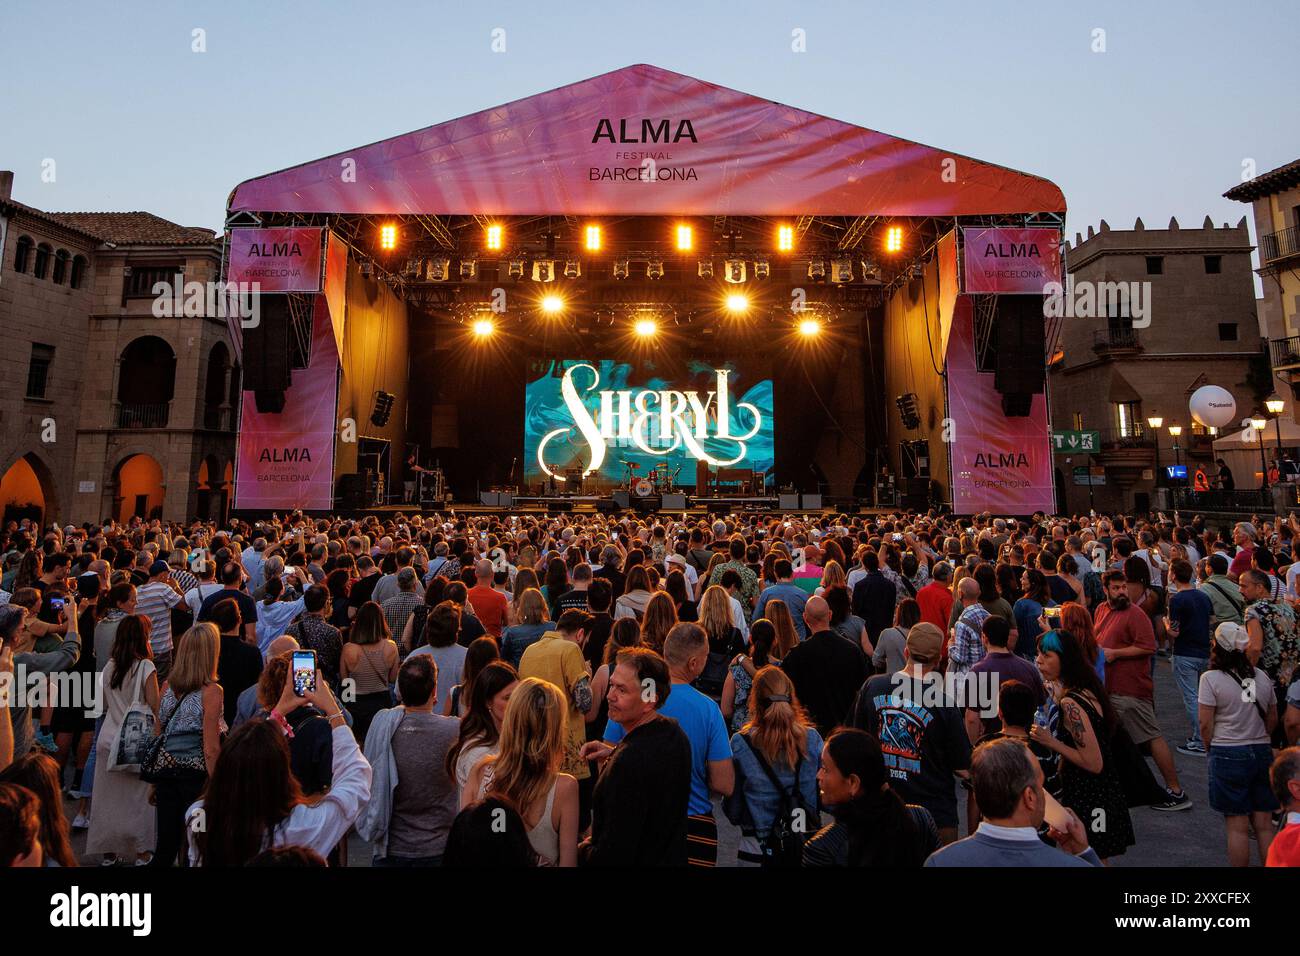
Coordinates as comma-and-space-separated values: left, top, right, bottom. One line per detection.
1207, 744, 1279, 815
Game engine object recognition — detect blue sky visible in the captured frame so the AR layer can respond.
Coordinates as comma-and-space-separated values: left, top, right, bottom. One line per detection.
2, 0, 1296, 242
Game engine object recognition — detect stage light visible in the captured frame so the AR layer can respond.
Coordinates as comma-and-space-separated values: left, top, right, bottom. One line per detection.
799, 318, 821, 337
541, 295, 564, 314
676, 225, 694, 251
777, 225, 795, 252
507, 260, 525, 279
726, 293, 749, 314
486, 224, 504, 250
885, 225, 903, 253
585, 225, 602, 251
647, 259, 665, 280
830, 258, 853, 283
697, 260, 714, 278
634, 318, 657, 338
754, 260, 770, 280
531, 260, 555, 282
613, 259, 629, 280
427, 258, 450, 281
460, 260, 477, 279
563, 260, 582, 278
401, 258, 421, 277
807, 260, 826, 282
860, 259, 882, 282
724, 259, 747, 283
379, 223, 398, 251
472, 319, 495, 338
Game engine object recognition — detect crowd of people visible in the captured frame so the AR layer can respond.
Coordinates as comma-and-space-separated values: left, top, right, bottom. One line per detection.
1, 506, 1298, 868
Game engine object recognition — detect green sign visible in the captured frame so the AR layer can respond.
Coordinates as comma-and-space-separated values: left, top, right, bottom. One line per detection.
1052, 430, 1101, 453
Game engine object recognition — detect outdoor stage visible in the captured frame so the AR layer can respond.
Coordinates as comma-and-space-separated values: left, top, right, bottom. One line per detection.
354, 493, 839, 518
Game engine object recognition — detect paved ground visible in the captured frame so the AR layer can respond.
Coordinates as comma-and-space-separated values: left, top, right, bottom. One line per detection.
64, 654, 1249, 867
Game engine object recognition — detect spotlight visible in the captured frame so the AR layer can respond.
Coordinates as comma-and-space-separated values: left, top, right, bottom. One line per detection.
379, 223, 398, 251
726, 293, 749, 314
754, 260, 770, 280
531, 260, 555, 282
472, 319, 495, 338
885, 225, 903, 254
646, 259, 664, 280
777, 225, 794, 252
830, 258, 853, 283
427, 258, 450, 281
697, 260, 714, 278
799, 318, 821, 337
613, 259, 630, 280
359, 260, 374, 277
585, 225, 602, 251
507, 260, 525, 279
724, 259, 747, 283
807, 260, 826, 282
563, 260, 582, 278
676, 225, 693, 251
634, 318, 657, 338
486, 224, 503, 250
541, 295, 564, 314
459, 260, 477, 279
860, 259, 881, 282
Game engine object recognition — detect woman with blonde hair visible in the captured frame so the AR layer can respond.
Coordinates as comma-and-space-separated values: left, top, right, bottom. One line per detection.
764, 599, 800, 661
815, 560, 847, 596
696, 585, 746, 701
501, 588, 554, 668
639, 591, 678, 653
462, 677, 579, 866
508, 567, 541, 625
725, 666, 823, 865
151, 622, 223, 867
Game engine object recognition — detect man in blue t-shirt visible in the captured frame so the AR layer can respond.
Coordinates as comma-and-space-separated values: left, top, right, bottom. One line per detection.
755, 559, 809, 639
1166, 559, 1213, 756
604, 622, 733, 865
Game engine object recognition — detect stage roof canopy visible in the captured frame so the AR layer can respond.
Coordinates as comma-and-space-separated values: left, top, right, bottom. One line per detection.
229, 64, 1065, 219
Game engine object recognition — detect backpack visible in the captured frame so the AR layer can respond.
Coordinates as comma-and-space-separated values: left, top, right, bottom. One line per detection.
740, 734, 815, 867
694, 627, 743, 699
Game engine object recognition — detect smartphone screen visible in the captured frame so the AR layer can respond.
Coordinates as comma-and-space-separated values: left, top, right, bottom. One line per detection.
292, 650, 317, 697
49, 596, 66, 611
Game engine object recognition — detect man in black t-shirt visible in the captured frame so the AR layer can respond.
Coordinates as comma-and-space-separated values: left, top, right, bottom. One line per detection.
1216, 458, 1235, 491
851, 623, 972, 844
197, 562, 258, 644
780, 596, 870, 738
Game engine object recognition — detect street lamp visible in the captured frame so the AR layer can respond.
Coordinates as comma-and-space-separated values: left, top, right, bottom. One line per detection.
1266, 394, 1286, 469
1168, 424, 1183, 486
1147, 412, 1164, 485
1251, 416, 1268, 488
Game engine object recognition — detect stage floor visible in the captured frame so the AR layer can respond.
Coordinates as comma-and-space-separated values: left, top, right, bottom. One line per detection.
354, 495, 847, 517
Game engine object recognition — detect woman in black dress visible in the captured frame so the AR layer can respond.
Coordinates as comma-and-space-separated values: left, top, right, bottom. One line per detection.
1031, 628, 1135, 861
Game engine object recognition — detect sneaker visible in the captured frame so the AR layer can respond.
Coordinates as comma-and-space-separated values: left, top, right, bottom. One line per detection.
71, 812, 90, 830
34, 730, 58, 753
100, 855, 120, 867
134, 854, 153, 866
1150, 788, 1193, 811
1176, 741, 1207, 757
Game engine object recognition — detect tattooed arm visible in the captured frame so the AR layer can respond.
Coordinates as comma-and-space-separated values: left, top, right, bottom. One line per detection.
572, 676, 593, 715
1039, 695, 1104, 775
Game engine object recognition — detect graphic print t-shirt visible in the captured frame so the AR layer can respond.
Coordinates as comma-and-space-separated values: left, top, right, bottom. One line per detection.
850, 673, 972, 825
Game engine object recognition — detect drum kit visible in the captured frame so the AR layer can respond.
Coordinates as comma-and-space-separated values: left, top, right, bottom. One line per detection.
623, 460, 682, 497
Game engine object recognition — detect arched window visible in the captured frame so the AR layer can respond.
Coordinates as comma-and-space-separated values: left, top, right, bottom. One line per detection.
33, 243, 51, 280
13, 236, 33, 273
69, 255, 87, 289
52, 249, 69, 285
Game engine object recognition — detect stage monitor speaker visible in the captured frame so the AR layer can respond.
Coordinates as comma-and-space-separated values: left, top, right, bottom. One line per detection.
993, 295, 1046, 416
497, 492, 513, 508
900, 477, 929, 510
479, 492, 499, 507
612, 491, 631, 510
662, 493, 687, 510
242, 296, 291, 393
337, 473, 369, 510
801, 494, 823, 510
778, 493, 800, 510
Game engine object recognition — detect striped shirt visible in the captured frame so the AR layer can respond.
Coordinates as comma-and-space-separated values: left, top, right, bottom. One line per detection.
136, 580, 183, 654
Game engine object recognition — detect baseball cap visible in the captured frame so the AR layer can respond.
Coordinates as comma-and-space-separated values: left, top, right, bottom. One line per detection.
149, 559, 171, 577
1214, 622, 1249, 653
905, 622, 944, 664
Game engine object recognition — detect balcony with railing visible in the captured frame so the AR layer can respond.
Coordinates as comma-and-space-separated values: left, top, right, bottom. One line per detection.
1260, 226, 1300, 265
1092, 327, 1142, 355
1270, 335, 1300, 373
115, 402, 170, 429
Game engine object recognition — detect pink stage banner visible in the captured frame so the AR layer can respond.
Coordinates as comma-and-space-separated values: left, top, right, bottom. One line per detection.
323, 230, 348, 356
227, 227, 323, 293
233, 296, 338, 511
961, 227, 1061, 295
946, 297, 1054, 514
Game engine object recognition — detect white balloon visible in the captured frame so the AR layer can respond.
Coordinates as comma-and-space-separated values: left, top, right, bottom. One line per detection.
1188, 385, 1237, 429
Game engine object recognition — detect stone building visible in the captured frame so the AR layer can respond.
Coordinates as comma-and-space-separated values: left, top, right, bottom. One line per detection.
0, 171, 238, 527
1226, 159, 1300, 414
1048, 216, 1267, 514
